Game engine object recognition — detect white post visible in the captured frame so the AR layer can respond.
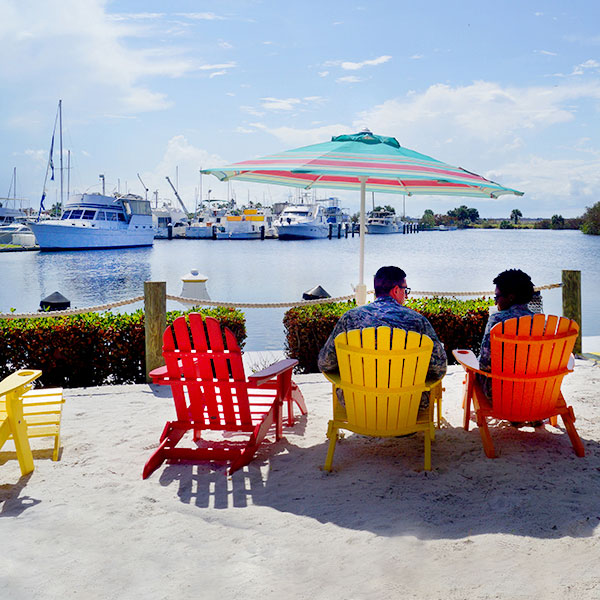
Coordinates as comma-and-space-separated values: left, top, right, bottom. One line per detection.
355, 176, 368, 305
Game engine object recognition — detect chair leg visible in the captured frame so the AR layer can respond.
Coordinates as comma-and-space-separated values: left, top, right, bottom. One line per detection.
423, 429, 431, 471
463, 374, 474, 431
476, 415, 496, 458
561, 407, 585, 457
324, 421, 338, 471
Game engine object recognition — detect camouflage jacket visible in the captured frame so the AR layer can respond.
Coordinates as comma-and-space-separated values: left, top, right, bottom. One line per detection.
479, 303, 534, 371
317, 296, 447, 381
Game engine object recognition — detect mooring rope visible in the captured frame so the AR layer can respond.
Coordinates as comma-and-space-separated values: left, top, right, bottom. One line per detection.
0, 283, 562, 319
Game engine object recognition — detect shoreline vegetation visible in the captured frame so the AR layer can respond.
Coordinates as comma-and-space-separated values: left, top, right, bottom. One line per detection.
412, 200, 600, 234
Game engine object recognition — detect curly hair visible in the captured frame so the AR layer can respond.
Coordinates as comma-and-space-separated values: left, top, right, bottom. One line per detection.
493, 269, 534, 305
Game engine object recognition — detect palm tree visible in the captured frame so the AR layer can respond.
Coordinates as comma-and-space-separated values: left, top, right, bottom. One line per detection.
510, 208, 522, 225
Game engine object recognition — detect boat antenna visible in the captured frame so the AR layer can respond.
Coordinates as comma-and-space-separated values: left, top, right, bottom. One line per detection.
137, 173, 149, 201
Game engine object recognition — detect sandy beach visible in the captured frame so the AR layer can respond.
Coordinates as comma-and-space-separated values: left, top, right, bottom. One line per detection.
1, 359, 599, 600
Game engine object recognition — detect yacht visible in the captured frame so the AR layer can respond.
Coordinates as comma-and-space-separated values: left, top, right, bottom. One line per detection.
214, 208, 272, 240
152, 201, 188, 239
29, 193, 154, 250
275, 198, 348, 240
366, 210, 403, 234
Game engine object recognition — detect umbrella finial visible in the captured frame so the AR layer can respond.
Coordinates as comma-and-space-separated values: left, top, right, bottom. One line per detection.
359, 127, 372, 134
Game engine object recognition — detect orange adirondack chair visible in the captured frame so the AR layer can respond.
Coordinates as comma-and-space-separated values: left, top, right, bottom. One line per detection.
453, 314, 584, 458
143, 313, 307, 478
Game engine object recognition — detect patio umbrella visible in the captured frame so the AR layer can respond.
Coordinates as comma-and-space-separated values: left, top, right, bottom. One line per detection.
202, 130, 523, 303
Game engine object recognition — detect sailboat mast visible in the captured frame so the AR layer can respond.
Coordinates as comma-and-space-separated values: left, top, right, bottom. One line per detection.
59, 99, 64, 208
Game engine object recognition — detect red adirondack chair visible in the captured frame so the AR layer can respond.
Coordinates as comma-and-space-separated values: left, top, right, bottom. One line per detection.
453, 314, 584, 458
143, 313, 307, 478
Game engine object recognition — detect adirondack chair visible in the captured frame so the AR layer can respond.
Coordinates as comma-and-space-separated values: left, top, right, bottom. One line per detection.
143, 313, 307, 478
322, 326, 444, 472
453, 314, 584, 458
0, 370, 65, 475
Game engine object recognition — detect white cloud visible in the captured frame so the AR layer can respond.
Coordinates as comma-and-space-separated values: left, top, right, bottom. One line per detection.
219, 40, 233, 49
341, 55, 392, 70
107, 13, 165, 22
318, 71, 329, 77
0, 0, 206, 115
260, 97, 302, 111
209, 71, 226, 78
337, 75, 362, 83
176, 13, 225, 21
198, 62, 237, 71
250, 123, 350, 148
410, 54, 424, 60
536, 50, 557, 56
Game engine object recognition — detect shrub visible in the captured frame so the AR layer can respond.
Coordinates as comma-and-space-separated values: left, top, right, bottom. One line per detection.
0, 307, 246, 388
283, 297, 493, 373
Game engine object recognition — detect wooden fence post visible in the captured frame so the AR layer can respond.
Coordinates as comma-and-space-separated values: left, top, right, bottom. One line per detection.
145, 281, 166, 382
562, 270, 582, 354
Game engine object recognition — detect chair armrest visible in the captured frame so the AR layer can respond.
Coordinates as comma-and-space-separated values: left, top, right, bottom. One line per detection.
424, 377, 444, 391
248, 358, 298, 386
0, 369, 42, 396
322, 371, 341, 387
452, 349, 491, 377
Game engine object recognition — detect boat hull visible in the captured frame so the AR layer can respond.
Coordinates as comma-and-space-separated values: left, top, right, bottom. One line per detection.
30, 222, 154, 250
366, 224, 401, 234
276, 224, 329, 239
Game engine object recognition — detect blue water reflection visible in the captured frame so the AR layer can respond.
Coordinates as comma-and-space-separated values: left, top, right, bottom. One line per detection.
1, 229, 598, 350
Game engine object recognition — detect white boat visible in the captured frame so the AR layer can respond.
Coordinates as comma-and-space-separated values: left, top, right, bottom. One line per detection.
29, 193, 154, 250
0, 222, 36, 246
275, 199, 348, 240
186, 202, 228, 239
366, 210, 403, 234
152, 201, 188, 239
214, 208, 272, 240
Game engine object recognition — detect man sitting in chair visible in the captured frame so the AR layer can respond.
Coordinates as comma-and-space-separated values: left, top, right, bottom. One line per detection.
318, 266, 447, 408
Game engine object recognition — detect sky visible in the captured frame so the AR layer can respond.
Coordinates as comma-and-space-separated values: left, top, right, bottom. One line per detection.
1, 0, 600, 218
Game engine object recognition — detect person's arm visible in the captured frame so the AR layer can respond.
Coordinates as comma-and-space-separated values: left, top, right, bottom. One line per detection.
478, 313, 499, 372
317, 317, 347, 373
421, 318, 447, 381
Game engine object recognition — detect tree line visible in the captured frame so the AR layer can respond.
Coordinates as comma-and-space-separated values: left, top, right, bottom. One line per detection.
418, 201, 600, 235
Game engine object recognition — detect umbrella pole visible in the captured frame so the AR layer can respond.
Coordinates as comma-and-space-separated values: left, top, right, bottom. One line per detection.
356, 177, 367, 305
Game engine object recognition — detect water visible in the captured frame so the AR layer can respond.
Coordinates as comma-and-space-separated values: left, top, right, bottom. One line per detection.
1, 229, 598, 350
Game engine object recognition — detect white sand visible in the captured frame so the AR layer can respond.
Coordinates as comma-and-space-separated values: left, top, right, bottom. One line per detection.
1, 360, 600, 600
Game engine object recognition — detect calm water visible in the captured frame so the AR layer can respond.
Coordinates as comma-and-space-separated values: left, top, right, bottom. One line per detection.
1, 229, 598, 350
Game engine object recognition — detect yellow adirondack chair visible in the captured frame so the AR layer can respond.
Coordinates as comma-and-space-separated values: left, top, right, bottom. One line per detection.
0, 370, 65, 474
0, 370, 42, 476
323, 327, 444, 472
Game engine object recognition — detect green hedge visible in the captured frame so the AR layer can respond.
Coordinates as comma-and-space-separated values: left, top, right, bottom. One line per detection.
283, 296, 493, 373
0, 307, 246, 388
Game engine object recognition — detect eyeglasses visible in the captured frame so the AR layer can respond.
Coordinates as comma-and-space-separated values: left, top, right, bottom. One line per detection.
399, 286, 411, 296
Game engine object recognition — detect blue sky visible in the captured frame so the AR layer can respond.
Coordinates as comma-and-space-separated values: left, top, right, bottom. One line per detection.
1, 0, 599, 218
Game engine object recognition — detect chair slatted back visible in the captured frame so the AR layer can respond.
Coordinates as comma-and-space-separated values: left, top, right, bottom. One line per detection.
335, 327, 433, 434
489, 314, 578, 421
162, 314, 253, 429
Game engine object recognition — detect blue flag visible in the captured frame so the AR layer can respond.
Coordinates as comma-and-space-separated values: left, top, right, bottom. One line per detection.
49, 132, 55, 181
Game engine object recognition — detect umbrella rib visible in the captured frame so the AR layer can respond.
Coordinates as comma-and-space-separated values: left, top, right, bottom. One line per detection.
304, 174, 324, 189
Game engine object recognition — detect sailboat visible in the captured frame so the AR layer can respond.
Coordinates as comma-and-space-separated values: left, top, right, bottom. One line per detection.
29, 101, 154, 250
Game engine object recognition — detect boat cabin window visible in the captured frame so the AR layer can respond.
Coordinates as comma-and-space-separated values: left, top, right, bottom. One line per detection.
117, 213, 126, 222
61, 211, 71, 220
106, 212, 118, 221
96, 211, 106, 220
82, 210, 96, 220
122, 199, 151, 216
70, 209, 83, 219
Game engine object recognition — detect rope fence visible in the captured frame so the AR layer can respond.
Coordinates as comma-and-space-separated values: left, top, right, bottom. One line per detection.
0, 283, 562, 319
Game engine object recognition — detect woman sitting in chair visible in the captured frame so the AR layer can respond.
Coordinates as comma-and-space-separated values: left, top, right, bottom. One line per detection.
479, 269, 535, 404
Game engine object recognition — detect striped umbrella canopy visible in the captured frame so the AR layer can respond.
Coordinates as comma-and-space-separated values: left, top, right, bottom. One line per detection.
203, 130, 524, 303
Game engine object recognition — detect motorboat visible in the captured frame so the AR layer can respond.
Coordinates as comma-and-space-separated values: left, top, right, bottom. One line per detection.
29, 192, 154, 250
186, 202, 228, 239
366, 210, 403, 234
0, 222, 36, 246
275, 198, 348, 240
214, 208, 272, 240
152, 201, 188, 239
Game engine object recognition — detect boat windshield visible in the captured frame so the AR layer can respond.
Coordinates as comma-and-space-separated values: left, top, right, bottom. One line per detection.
82, 210, 95, 220
70, 209, 83, 219
61, 211, 71, 220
